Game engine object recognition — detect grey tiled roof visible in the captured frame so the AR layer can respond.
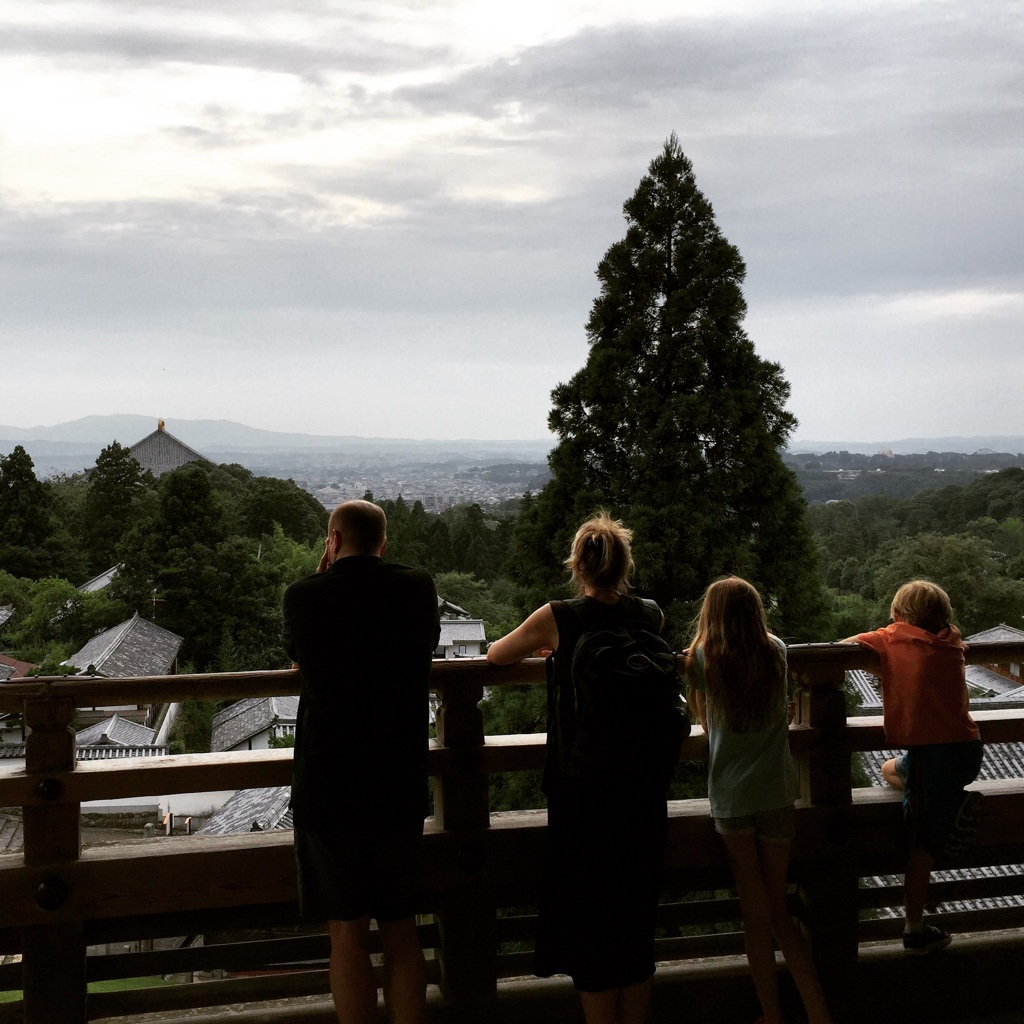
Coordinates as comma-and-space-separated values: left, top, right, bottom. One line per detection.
0, 606, 14, 630
848, 665, 1024, 708
210, 695, 299, 752
846, 669, 882, 711
966, 624, 1024, 644
438, 597, 470, 619
0, 814, 22, 853
966, 664, 1022, 696
0, 666, 12, 683
63, 613, 182, 678
76, 714, 157, 747
78, 565, 119, 593
77, 744, 168, 760
197, 786, 293, 836
438, 619, 486, 646
863, 863, 1024, 920
129, 426, 210, 478
0, 654, 35, 679
0, 742, 166, 760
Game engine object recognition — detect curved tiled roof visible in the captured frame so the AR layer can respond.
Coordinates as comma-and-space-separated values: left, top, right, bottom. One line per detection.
438, 619, 486, 646
76, 744, 168, 760
76, 714, 157, 747
210, 695, 299, 752
129, 425, 210, 478
197, 786, 293, 836
966, 624, 1024, 644
63, 613, 182, 678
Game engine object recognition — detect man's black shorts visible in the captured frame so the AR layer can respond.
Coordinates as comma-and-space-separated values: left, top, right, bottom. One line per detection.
294, 820, 423, 924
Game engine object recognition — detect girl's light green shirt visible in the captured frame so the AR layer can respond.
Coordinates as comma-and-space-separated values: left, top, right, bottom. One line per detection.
690, 636, 797, 819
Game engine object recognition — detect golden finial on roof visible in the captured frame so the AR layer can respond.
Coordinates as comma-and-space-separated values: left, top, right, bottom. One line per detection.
158, 419, 165, 431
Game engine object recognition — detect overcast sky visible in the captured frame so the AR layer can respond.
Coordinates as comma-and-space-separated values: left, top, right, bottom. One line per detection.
2, 0, 1021, 444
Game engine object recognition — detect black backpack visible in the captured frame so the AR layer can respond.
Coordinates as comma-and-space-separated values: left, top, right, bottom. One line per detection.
557, 599, 690, 786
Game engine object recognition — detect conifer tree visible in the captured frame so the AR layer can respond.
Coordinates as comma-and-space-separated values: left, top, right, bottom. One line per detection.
519, 135, 827, 639
82, 442, 150, 574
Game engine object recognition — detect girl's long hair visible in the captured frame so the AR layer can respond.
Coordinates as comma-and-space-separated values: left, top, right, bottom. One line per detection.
687, 576, 786, 733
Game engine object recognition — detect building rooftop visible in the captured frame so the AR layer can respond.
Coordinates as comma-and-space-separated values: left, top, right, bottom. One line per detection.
210, 695, 299, 753
0, 654, 35, 681
966, 624, 1024, 644
78, 565, 119, 593
75, 714, 157, 747
439, 619, 486, 646
63, 612, 182, 678
439, 597, 471, 619
128, 421, 211, 478
198, 786, 293, 836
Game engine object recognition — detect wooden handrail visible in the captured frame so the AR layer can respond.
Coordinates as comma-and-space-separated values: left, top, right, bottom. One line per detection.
2, 640, 1024, 1023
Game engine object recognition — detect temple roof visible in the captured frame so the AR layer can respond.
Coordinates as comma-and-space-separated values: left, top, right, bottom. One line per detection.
439, 618, 486, 646
128, 421, 211, 478
210, 695, 299, 752
197, 786, 293, 836
63, 612, 182, 678
76, 714, 157, 746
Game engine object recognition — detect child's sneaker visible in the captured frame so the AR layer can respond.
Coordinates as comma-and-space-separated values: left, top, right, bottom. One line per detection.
944, 791, 984, 856
903, 923, 952, 955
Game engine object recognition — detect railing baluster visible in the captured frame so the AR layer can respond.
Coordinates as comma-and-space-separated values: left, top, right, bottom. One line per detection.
790, 650, 858, 1020
432, 666, 497, 1006
22, 695, 87, 1023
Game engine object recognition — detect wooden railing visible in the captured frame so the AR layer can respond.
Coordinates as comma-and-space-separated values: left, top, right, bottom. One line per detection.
1, 643, 1024, 1023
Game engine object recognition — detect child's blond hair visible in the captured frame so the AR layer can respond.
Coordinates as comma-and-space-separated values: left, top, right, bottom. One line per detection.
890, 579, 952, 634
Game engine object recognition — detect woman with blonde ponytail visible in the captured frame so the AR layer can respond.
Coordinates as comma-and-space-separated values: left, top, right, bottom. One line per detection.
488, 512, 673, 1024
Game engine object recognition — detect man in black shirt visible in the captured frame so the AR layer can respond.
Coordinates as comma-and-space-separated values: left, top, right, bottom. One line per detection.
283, 500, 439, 1024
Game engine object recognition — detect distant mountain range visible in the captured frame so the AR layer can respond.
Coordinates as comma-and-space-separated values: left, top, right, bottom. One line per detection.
0, 415, 554, 476
3, 416, 1023, 477
790, 436, 1024, 455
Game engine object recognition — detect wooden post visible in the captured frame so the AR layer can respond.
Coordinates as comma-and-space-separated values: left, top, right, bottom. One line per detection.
790, 653, 858, 1022
22, 695, 88, 1024
432, 669, 497, 1006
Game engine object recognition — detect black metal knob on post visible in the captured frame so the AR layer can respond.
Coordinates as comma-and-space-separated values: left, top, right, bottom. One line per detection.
35, 877, 70, 911
35, 777, 63, 801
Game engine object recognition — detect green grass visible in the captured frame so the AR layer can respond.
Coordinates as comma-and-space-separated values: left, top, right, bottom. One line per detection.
0, 975, 176, 1003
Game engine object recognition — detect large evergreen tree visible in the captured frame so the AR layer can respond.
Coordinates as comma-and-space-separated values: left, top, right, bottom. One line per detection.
82, 442, 151, 574
0, 446, 86, 581
518, 135, 827, 640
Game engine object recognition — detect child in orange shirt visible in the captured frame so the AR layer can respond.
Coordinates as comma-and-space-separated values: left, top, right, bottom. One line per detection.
849, 580, 983, 954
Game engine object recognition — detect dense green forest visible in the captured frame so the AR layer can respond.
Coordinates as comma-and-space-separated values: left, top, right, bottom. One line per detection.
0, 442, 538, 675
786, 449, 1024, 504
809, 468, 1024, 638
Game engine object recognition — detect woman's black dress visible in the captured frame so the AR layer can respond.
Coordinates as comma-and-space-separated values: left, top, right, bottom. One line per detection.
534, 595, 670, 993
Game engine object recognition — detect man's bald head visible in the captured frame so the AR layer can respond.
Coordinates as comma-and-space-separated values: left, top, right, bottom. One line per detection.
328, 500, 388, 558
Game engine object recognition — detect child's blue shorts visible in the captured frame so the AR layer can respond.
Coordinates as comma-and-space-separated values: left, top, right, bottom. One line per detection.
896, 740, 983, 857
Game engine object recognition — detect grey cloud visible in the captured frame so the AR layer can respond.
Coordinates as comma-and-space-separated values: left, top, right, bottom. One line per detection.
7, 23, 447, 79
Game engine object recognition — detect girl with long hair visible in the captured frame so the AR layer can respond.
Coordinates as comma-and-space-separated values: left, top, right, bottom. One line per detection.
687, 577, 832, 1024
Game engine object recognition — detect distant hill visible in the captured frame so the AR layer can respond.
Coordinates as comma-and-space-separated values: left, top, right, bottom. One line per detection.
0, 415, 554, 477
6, 415, 1024, 481
790, 436, 1024, 456
0, 415, 552, 452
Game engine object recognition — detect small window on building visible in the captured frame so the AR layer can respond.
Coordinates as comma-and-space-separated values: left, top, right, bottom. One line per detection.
458, 645, 467, 655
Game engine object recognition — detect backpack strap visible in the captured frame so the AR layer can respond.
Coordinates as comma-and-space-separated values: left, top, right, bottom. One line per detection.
635, 597, 664, 632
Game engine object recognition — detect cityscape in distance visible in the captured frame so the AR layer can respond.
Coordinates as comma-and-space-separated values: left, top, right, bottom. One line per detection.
3, 415, 1024, 509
